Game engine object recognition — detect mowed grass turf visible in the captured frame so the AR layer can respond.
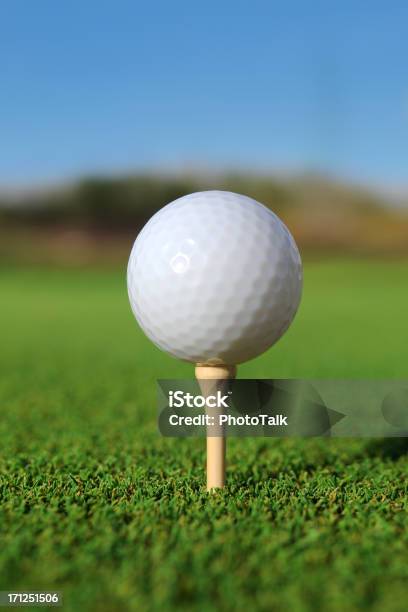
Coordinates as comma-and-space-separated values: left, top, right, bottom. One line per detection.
0, 259, 407, 611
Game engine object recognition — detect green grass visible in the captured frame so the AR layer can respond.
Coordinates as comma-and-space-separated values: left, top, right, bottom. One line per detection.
1, 259, 408, 611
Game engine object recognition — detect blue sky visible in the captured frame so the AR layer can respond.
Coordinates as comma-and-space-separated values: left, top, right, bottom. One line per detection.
1, 1, 407, 187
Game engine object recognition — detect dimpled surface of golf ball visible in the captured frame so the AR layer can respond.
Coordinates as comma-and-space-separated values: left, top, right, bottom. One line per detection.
127, 191, 302, 365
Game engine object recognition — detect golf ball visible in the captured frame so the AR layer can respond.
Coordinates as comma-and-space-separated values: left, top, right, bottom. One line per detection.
127, 191, 302, 365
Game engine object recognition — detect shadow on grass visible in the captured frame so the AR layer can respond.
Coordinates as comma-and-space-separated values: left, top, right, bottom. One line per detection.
366, 437, 408, 460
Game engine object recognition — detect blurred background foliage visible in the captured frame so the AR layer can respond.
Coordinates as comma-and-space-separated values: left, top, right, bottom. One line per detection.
1, 173, 407, 265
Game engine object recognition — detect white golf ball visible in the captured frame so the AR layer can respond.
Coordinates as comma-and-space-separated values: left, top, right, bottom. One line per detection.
127, 191, 302, 365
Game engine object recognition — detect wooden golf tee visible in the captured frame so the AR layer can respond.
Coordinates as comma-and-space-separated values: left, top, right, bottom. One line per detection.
195, 364, 237, 491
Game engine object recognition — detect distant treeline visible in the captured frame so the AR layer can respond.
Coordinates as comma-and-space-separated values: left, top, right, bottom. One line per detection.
0, 172, 392, 232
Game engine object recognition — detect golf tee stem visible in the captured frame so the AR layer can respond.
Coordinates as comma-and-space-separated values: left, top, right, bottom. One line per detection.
207, 435, 226, 490
195, 364, 237, 491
